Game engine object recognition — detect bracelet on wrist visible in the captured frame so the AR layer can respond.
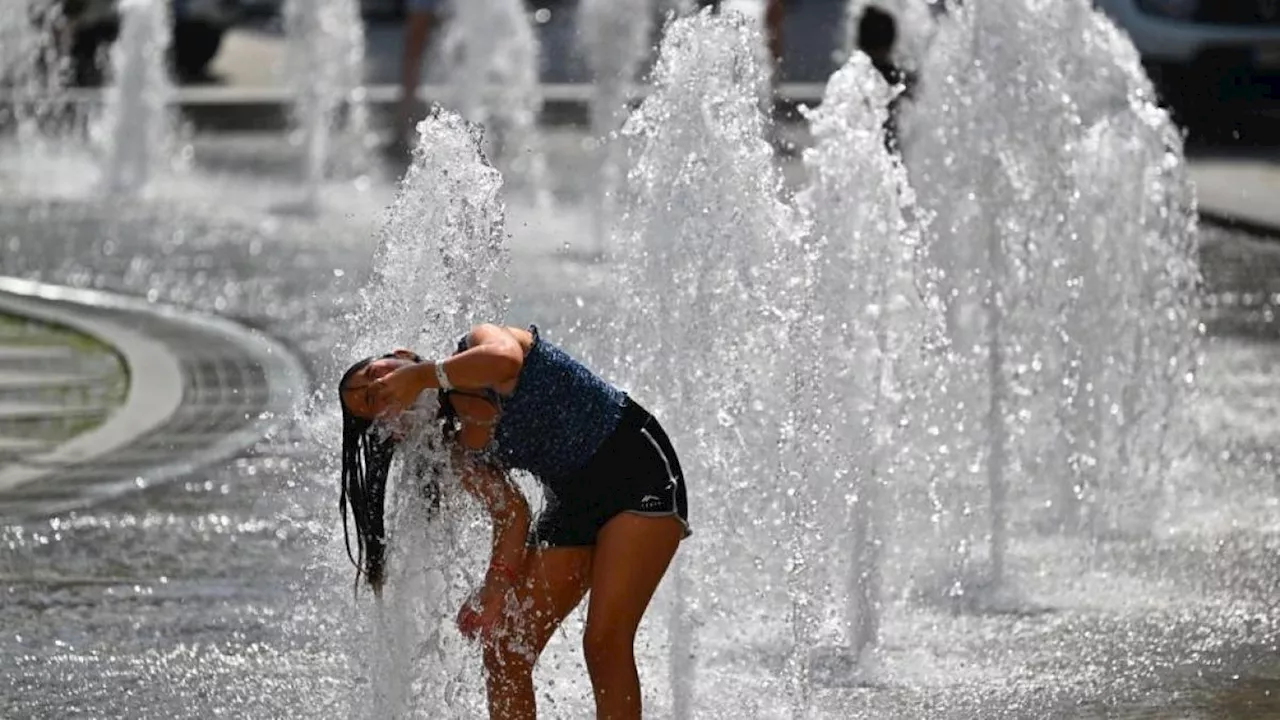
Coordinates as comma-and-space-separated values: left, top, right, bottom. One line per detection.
434, 360, 454, 391
489, 561, 520, 586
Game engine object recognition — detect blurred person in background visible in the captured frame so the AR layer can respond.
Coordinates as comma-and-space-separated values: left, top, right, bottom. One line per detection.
763, 0, 783, 82
856, 4, 913, 152
856, 5, 902, 88
389, 0, 444, 155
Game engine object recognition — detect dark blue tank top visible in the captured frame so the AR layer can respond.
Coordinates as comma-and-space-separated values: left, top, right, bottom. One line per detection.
456, 326, 625, 482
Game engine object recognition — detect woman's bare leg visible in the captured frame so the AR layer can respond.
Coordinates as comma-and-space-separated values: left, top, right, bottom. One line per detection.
484, 546, 592, 720
764, 0, 785, 82
583, 514, 683, 720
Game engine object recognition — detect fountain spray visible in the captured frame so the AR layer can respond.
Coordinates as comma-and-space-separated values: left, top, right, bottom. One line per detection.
578, 0, 653, 254
616, 12, 806, 716
0, 0, 67, 145
283, 0, 371, 212
901, 0, 1199, 605
336, 110, 509, 718
91, 0, 177, 197
438, 0, 548, 204
798, 49, 930, 672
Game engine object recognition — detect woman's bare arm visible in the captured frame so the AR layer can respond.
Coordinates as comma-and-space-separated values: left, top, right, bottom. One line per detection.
369, 324, 523, 412
457, 455, 530, 587
437, 324, 524, 389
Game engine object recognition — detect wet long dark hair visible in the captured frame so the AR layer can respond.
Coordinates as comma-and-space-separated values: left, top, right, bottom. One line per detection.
338, 356, 396, 595
338, 353, 452, 597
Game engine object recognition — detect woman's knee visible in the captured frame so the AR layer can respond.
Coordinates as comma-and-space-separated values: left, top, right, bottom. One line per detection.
582, 619, 636, 675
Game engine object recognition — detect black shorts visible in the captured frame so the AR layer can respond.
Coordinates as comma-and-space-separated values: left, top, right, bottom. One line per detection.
529, 396, 691, 548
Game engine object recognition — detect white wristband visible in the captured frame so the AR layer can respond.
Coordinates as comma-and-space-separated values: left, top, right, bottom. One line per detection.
434, 361, 454, 391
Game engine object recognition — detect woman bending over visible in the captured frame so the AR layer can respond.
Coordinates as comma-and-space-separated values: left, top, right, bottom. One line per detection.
338, 323, 690, 720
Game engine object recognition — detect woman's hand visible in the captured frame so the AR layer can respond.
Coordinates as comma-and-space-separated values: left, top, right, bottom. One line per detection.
457, 583, 511, 642
367, 362, 430, 417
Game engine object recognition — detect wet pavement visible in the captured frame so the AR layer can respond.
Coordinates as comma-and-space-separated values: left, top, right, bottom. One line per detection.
0, 127, 1277, 718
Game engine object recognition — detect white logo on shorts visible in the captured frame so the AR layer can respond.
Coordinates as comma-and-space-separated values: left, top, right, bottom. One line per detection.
640, 494, 662, 508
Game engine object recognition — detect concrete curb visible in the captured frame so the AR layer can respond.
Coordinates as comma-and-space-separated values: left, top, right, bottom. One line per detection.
1199, 207, 1280, 239
1188, 159, 1280, 239
0, 277, 309, 514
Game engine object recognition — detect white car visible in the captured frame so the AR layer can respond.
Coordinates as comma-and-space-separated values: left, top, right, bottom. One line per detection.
1093, 0, 1280, 109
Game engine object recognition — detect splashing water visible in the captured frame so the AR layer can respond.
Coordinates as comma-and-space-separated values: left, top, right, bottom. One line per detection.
348, 117, 510, 349
90, 0, 179, 197
899, 0, 1200, 607
796, 49, 932, 676
713, 0, 777, 99
282, 0, 372, 211
439, 0, 548, 202
615, 12, 809, 717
